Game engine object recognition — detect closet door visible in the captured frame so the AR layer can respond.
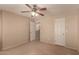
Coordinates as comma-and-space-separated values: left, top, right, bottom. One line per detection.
54, 18, 65, 46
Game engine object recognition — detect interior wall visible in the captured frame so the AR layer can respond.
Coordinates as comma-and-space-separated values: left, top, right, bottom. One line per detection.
40, 15, 54, 44
2, 10, 30, 50
53, 15, 78, 50
53, 14, 79, 50
0, 10, 2, 50
65, 14, 78, 50
40, 13, 79, 51
78, 14, 79, 51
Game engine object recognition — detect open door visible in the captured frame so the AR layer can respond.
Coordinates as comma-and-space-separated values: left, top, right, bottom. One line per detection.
54, 18, 65, 46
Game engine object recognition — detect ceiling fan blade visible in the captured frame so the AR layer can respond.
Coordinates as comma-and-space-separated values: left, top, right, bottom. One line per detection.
25, 4, 32, 9
21, 11, 30, 13
39, 8, 47, 11
37, 12, 44, 16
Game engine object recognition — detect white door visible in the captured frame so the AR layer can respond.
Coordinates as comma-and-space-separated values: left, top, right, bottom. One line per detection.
30, 21, 36, 41
54, 18, 65, 46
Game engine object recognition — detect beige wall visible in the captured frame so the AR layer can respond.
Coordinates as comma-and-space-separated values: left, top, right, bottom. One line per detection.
53, 15, 79, 50
40, 13, 79, 51
40, 15, 54, 44
0, 10, 2, 50
65, 14, 78, 50
78, 14, 79, 51
1, 10, 29, 50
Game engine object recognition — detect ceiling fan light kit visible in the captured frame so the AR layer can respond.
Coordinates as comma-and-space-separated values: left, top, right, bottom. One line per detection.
31, 12, 39, 16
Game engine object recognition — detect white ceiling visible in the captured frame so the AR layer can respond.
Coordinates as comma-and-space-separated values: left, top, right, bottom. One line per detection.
0, 4, 79, 17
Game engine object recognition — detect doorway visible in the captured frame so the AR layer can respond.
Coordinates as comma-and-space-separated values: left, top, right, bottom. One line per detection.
54, 18, 65, 46
30, 16, 40, 41
35, 20, 40, 41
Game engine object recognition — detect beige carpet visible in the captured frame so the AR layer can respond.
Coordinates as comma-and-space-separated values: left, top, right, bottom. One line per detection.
0, 40, 79, 55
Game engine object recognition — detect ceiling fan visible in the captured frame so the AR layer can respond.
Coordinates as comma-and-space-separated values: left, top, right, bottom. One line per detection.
21, 4, 47, 16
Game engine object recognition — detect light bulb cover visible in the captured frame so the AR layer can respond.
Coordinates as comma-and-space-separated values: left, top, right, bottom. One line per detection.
31, 12, 38, 16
